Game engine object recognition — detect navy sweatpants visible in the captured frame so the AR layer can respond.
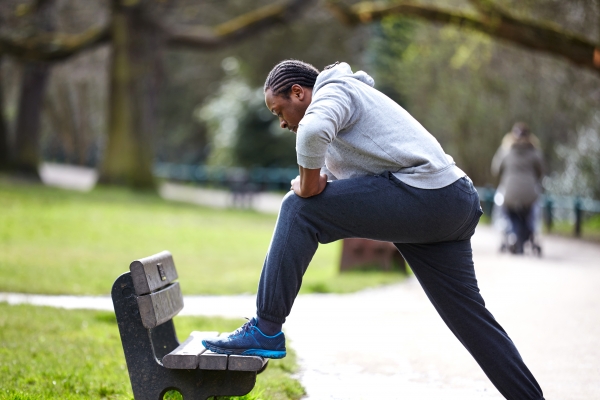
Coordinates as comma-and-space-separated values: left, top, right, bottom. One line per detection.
256, 172, 544, 399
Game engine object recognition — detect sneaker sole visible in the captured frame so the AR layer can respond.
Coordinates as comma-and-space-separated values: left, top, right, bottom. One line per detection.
202, 340, 286, 359
241, 349, 286, 359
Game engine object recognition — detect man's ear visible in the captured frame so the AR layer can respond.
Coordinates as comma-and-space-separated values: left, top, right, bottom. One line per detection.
291, 84, 305, 100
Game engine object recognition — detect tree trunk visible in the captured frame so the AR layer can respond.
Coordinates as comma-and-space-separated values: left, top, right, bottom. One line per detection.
98, 1, 162, 190
0, 57, 9, 170
11, 0, 56, 180
12, 62, 50, 179
99, 0, 313, 190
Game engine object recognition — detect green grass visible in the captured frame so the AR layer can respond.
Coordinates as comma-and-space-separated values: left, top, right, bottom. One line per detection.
0, 303, 304, 400
545, 213, 600, 242
0, 176, 405, 296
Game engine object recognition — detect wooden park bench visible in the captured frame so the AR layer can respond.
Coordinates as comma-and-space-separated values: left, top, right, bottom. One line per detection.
111, 250, 267, 399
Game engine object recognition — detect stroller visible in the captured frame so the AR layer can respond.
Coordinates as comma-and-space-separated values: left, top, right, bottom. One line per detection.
493, 193, 542, 256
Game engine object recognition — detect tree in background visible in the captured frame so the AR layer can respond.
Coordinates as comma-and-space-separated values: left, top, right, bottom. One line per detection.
347, 0, 600, 195
94, 0, 319, 189
0, 0, 316, 189
8, 0, 56, 179
545, 114, 600, 200
0, 57, 8, 169
158, 1, 367, 167
233, 98, 297, 169
0, 0, 108, 177
43, 47, 108, 167
364, 16, 413, 107
1, 0, 599, 195
98, 0, 162, 189
328, 0, 600, 76
197, 57, 296, 169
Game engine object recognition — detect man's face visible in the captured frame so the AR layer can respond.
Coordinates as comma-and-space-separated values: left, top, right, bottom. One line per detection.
265, 84, 312, 134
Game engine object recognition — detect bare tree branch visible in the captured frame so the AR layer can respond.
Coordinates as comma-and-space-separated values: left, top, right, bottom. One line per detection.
465, 0, 502, 15
1, 0, 313, 61
167, 0, 315, 49
0, 25, 110, 62
325, 0, 600, 74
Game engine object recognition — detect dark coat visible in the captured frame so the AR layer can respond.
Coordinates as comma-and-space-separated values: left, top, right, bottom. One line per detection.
492, 133, 544, 209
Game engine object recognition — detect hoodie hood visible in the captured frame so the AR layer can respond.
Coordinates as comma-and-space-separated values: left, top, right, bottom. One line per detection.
313, 62, 375, 93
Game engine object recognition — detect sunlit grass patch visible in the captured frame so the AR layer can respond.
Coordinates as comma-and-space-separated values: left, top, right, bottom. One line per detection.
0, 303, 303, 400
0, 177, 405, 296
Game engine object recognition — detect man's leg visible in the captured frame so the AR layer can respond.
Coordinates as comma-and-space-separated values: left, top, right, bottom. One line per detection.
207, 173, 545, 397
206, 173, 544, 398
395, 240, 544, 400
256, 173, 481, 324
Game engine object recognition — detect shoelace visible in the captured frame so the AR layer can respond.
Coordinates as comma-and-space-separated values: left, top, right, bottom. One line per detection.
230, 317, 254, 338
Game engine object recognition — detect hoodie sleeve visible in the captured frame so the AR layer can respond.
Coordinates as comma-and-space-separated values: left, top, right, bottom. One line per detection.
320, 164, 338, 181
296, 84, 354, 169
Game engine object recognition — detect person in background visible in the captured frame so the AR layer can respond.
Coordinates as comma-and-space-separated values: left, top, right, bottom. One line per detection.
491, 122, 544, 254
203, 60, 545, 400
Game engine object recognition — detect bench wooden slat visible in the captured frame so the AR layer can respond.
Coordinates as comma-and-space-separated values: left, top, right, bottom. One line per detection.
195, 332, 266, 371
199, 332, 228, 370
228, 355, 267, 372
136, 282, 184, 329
130, 250, 178, 295
162, 331, 217, 369
199, 350, 228, 370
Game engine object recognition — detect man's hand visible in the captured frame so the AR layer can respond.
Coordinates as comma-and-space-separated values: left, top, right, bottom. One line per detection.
290, 166, 327, 198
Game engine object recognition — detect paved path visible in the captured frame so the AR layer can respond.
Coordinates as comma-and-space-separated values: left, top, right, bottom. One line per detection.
6, 164, 600, 399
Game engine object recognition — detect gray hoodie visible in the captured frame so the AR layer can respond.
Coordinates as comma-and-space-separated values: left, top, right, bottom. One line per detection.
296, 62, 465, 189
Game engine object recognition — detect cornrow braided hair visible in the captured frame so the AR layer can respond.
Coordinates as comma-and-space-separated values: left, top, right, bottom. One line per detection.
264, 59, 320, 97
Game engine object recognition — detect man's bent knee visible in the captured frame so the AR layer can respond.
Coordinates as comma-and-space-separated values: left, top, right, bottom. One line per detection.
280, 191, 305, 213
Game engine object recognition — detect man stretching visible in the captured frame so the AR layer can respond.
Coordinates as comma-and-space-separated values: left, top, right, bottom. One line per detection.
203, 60, 544, 400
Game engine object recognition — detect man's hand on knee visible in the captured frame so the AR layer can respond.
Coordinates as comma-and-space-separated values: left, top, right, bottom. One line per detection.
291, 167, 327, 198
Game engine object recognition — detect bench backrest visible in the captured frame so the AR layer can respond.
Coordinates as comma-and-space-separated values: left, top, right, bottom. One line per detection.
129, 250, 184, 329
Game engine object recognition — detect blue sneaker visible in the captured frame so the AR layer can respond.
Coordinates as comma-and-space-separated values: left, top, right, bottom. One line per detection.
202, 318, 286, 359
